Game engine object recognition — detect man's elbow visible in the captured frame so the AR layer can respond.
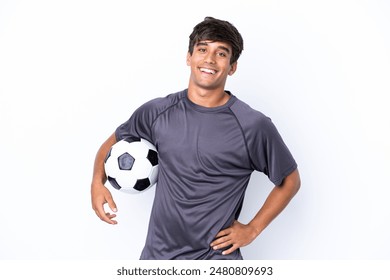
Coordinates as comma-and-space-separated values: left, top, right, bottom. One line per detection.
292, 168, 301, 195
284, 168, 301, 196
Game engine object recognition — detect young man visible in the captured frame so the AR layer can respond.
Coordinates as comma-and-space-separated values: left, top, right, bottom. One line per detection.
91, 17, 300, 260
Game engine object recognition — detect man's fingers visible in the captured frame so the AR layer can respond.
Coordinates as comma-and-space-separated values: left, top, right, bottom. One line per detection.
210, 229, 233, 249
94, 201, 117, 225
91, 182, 119, 225
105, 212, 118, 224
222, 244, 238, 255
211, 235, 228, 245
107, 196, 118, 213
211, 221, 256, 255
98, 210, 117, 225
95, 206, 109, 222
212, 239, 232, 250
105, 212, 117, 219
214, 228, 231, 238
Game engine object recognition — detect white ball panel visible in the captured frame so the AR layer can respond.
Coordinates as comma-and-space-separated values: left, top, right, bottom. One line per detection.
115, 170, 137, 188
105, 154, 120, 178
131, 158, 152, 178
148, 165, 158, 186
126, 142, 150, 159
141, 138, 157, 151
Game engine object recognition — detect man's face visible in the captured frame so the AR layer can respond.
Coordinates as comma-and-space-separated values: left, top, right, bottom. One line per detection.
186, 40, 237, 91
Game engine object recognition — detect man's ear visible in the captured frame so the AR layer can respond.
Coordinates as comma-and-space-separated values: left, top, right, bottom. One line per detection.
186, 52, 191, 66
229, 62, 238, 76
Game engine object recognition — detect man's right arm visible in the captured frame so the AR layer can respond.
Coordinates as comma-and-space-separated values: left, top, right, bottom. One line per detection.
91, 132, 118, 225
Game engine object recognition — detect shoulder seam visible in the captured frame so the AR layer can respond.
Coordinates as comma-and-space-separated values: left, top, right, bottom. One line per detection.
150, 94, 186, 140
228, 107, 256, 170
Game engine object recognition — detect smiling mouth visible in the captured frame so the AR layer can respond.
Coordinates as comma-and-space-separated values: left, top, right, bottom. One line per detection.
199, 67, 217, 75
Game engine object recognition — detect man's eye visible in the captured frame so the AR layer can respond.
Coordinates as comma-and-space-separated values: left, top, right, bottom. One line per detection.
218, 52, 227, 57
198, 48, 206, 53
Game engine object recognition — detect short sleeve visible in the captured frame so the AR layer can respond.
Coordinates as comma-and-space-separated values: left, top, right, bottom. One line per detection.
250, 117, 297, 186
230, 99, 297, 186
115, 92, 184, 146
115, 99, 159, 144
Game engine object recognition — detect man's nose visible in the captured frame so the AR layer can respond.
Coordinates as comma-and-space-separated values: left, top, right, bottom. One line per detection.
204, 52, 216, 64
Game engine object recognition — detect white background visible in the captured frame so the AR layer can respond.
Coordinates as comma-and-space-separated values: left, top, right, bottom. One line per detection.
1, 0, 389, 260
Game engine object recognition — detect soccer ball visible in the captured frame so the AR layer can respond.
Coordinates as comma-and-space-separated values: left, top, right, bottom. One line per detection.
104, 137, 158, 194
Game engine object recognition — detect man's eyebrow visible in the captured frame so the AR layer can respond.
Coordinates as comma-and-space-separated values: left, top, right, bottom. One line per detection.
216, 45, 230, 53
195, 41, 231, 53
196, 41, 209, 47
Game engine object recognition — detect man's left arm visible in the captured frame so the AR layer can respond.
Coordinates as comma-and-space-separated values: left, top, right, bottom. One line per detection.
210, 168, 301, 255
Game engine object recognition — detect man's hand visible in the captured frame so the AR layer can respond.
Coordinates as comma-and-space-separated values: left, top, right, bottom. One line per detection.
91, 182, 118, 225
211, 169, 301, 255
210, 220, 259, 255
91, 132, 118, 225
211, 169, 300, 255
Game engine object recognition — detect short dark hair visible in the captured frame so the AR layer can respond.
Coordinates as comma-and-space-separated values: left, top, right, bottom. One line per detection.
188, 17, 244, 65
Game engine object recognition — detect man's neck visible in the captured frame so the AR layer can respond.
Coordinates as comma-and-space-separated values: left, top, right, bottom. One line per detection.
187, 87, 230, 108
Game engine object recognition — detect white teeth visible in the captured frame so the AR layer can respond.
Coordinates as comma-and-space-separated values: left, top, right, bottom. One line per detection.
200, 68, 216, 74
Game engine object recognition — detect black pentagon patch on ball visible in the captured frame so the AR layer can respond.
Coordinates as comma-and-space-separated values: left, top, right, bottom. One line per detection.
107, 176, 121, 190
134, 178, 151, 191
118, 152, 135, 170
147, 149, 158, 166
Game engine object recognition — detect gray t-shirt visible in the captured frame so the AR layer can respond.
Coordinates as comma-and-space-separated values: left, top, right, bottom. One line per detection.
115, 89, 297, 259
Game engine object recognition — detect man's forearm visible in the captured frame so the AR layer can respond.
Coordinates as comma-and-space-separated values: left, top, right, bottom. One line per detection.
248, 169, 301, 236
91, 132, 117, 186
